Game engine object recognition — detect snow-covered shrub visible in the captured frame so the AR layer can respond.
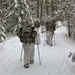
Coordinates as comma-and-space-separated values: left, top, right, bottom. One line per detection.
0, 25, 6, 43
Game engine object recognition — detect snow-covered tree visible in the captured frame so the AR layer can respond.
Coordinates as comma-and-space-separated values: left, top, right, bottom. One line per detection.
3, 0, 33, 33
0, 0, 10, 18
43, 0, 75, 41
58, 0, 75, 41
1, 0, 75, 41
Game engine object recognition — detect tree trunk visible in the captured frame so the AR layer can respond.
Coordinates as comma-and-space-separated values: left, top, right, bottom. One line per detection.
37, 0, 39, 18
45, 0, 48, 16
68, 20, 71, 37
51, 0, 54, 17
40, 0, 43, 22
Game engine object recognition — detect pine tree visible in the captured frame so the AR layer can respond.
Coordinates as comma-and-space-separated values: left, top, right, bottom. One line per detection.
3, 0, 33, 32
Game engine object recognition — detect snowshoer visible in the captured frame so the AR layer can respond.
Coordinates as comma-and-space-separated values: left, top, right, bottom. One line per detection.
45, 19, 56, 46
34, 20, 40, 28
40, 21, 46, 33
17, 24, 37, 68
34, 19, 41, 45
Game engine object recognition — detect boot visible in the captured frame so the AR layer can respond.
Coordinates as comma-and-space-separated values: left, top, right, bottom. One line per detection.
46, 40, 49, 45
24, 63, 29, 68
49, 44, 53, 46
30, 59, 34, 64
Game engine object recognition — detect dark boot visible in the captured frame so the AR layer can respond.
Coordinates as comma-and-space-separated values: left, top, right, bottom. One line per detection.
46, 40, 49, 45
30, 59, 34, 64
50, 44, 53, 46
24, 63, 29, 68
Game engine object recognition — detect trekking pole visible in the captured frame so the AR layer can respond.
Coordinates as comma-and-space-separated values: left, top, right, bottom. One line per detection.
37, 35, 41, 65
43, 24, 46, 46
53, 33, 56, 46
20, 43, 23, 61
43, 32, 46, 46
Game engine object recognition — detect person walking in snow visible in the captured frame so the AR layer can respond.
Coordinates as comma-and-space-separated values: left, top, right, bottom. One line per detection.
45, 19, 56, 46
40, 20, 46, 33
34, 19, 41, 44
17, 24, 37, 68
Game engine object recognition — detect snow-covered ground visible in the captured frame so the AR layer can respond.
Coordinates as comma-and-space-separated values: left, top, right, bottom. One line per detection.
0, 26, 75, 75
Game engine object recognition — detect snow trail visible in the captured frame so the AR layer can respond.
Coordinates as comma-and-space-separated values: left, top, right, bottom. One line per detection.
0, 26, 75, 75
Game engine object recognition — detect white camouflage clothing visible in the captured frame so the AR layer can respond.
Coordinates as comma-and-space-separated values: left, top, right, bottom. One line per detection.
41, 26, 46, 33
23, 43, 35, 64
35, 28, 40, 44
46, 31, 54, 46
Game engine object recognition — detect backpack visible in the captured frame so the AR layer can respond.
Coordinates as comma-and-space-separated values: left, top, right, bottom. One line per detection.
17, 27, 23, 42
17, 25, 37, 43
23, 25, 32, 36
45, 21, 55, 31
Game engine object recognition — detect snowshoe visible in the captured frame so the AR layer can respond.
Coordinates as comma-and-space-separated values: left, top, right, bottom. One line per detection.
24, 63, 29, 68
50, 44, 53, 46
46, 40, 50, 45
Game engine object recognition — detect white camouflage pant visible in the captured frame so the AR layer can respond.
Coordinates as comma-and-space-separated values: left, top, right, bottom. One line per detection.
46, 31, 53, 46
23, 43, 35, 64
41, 26, 46, 33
